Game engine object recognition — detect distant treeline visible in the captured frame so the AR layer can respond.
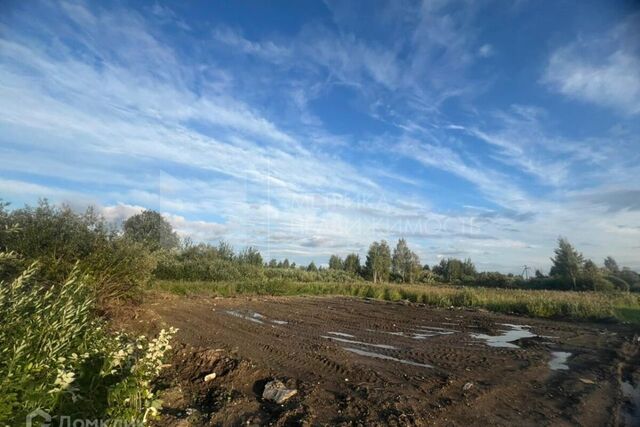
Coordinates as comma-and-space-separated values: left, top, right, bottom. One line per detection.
1, 200, 638, 294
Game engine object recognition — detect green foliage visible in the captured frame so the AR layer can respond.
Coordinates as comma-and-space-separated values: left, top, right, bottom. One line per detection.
343, 253, 361, 276
365, 240, 391, 283
123, 210, 179, 251
236, 246, 263, 266
432, 258, 477, 283
0, 201, 156, 306
0, 261, 175, 425
0, 201, 109, 281
549, 237, 584, 290
81, 239, 157, 306
328, 255, 344, 270
306, 261, 318, 272
155, 279, 640, 324
391, 238, 421, 283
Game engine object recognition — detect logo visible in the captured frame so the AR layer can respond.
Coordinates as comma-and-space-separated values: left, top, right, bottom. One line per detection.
26, 409, 51, 427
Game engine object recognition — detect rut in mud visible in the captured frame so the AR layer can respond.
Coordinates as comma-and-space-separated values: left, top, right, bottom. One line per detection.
135, 295, 640, 426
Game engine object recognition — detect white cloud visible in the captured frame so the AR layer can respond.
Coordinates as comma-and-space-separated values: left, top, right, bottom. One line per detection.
543, 15, 640, 115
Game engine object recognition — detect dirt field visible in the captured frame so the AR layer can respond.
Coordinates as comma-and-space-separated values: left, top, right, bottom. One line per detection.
131, 294, 640, 426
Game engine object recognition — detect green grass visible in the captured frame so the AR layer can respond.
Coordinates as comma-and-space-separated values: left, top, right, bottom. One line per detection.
153, 279, 640, 324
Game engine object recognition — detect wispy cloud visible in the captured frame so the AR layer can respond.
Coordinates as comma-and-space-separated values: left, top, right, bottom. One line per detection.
542, 14, 640, 115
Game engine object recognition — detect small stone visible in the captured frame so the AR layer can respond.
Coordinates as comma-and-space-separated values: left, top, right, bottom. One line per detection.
262, 380, 297, 404
204, 372, 217, 382
463, 382, 473, 391
579, 378, 595, 384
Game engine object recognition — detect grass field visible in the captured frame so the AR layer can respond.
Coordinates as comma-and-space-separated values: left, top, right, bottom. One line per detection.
154, 279, 640, 324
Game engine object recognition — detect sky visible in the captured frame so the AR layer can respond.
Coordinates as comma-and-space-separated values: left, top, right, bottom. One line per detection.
1, 0, 639, 272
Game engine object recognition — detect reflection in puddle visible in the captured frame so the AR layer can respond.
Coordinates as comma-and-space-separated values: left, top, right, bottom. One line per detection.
470, 324, 536, 348
622, 380, 640, 426
321, 335, 398, 350
549, 351, 571, 370
343, 347, 433, 368
328, 331, 355, 338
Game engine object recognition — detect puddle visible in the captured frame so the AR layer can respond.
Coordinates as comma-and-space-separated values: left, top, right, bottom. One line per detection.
328, 331, 355, 338
226, 310, 265, 324
366, 327, 456, 340
321, 335, 398, 350
622, 380, 640, 426
343, 347, 433, 368
470, 324, 537, 348
225, 310, 287, 326
549, 351, 571, 370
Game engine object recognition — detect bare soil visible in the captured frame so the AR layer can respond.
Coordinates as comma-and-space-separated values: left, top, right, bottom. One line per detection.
125, 294, 640, 426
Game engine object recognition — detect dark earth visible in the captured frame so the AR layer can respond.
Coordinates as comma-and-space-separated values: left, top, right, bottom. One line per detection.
120, 294, 640, 426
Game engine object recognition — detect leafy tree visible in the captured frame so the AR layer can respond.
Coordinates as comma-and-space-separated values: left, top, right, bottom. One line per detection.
343, 253, 361, 276
433, 258, 476, 283
307, 261, 318, 272
328, 255, 344, 270
604, 256, 620, 275
217, 240, 235, 261
268, 258, 278, 268
365, 240, 391, 283
123, 210, 179, 251
391, 238, 422, 283
549, 237, 584, 290
237, 246, 263, 266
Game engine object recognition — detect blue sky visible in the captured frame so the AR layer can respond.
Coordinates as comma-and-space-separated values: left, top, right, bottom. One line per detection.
1, 0, 639, 272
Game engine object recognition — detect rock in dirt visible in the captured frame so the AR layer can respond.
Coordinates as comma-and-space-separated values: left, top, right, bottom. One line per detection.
262, 380, 297, 404
463, 382, 474, 391
579, 378, 596, 385
204, 372, 217, 382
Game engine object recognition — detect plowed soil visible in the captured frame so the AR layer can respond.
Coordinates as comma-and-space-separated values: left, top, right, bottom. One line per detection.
130, 294, 640, 426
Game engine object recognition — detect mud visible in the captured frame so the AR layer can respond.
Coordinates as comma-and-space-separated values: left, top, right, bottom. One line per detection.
132, 294, 640, 426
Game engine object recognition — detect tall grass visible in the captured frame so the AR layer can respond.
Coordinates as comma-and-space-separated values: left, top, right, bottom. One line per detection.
155, 279, 640, 324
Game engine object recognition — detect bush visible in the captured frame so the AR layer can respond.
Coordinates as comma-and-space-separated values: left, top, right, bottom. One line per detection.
0, 261, 175, 424
0, 201, 154, 306
82, 239, 157, 307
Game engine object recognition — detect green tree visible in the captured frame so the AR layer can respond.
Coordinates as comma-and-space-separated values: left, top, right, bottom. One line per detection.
123, 210, 179, 251
392, 238, 422, 283
237, 246, 263, 266
268, 258, 278, 268
343, 253, 361, 276
307, 261, 318, 272
604, 256, 620, 275
365, 240, 391, 283
549, 237, 584, 290
328, 255, 344, 270
217, 240, 235, 261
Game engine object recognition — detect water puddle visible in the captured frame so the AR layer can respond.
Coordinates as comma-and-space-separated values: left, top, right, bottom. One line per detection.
328, 331, 355, 338
321, 335, 398, 350
470, 324, 537, 348
366, 326, 456, 340
343, 347, 433, 368
621, 380, 640, 426
225, 310, 287, 326
549, 351, 571, 370
226, 310, 265, 324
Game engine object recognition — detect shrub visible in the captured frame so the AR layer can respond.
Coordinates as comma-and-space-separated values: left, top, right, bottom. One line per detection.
82, 238, 157, 307
0, 260, 175, 425
0, 202, 154, 306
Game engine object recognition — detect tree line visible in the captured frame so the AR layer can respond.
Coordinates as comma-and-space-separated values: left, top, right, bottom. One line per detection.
1, 200, 638, 293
